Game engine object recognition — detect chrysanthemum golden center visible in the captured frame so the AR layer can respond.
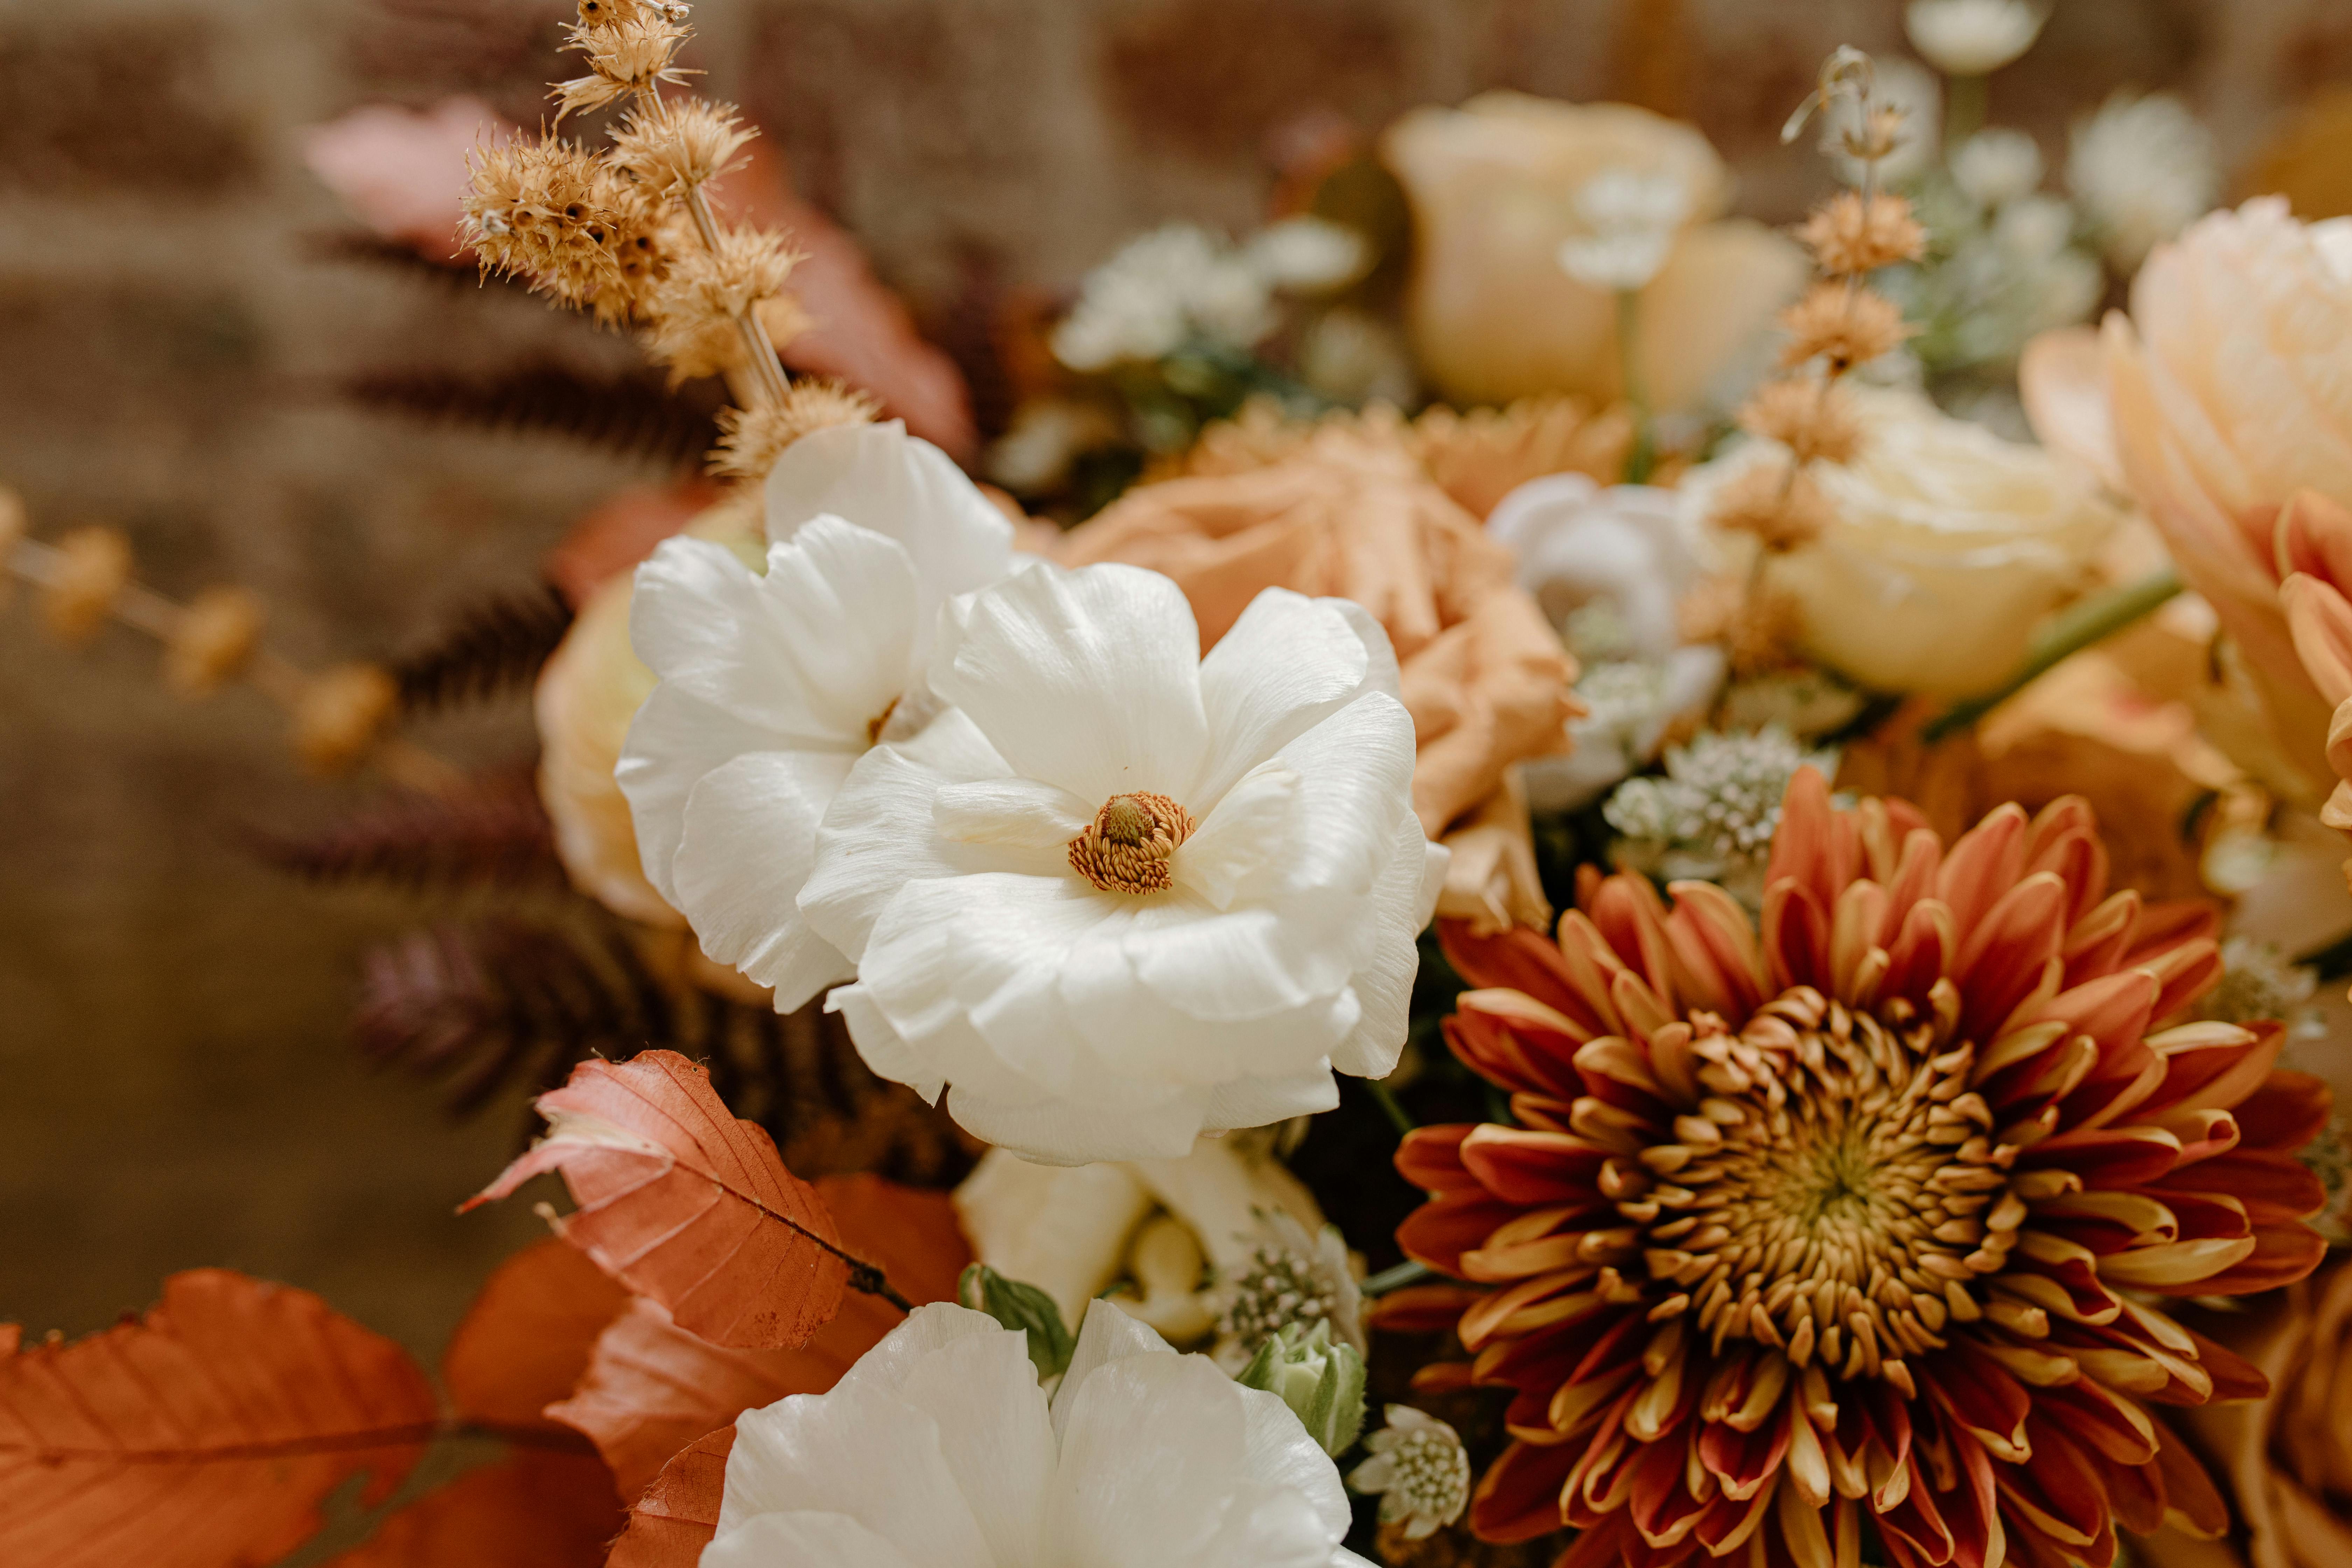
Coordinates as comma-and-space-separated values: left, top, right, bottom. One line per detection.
1067, 790, 1198, 895
1620, 994, 2023, 1395
1394, 770, 2330, 1568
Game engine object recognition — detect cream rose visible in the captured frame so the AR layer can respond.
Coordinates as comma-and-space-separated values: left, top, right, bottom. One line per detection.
1694, 387, 2119, 698
1380, 93, 1808, 414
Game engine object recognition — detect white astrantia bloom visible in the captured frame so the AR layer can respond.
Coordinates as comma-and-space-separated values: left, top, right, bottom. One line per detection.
799, 561, 1447, 1164
1556, 168, 1689, 292
2067, 91, 2219, 271
1904, 0, 2046, 78
616, 420, 1016, 1009
1347, 1406, 1470, 1541
707, 1299, 1374, 1568
1949, 127, 2043, 210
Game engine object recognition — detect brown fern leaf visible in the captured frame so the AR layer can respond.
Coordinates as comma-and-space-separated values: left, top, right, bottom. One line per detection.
244, 769, 558, 891
342, 361, 723, 470
303, 229, 482, 286
390, 582, 573, 712
355, 917, 673, 1116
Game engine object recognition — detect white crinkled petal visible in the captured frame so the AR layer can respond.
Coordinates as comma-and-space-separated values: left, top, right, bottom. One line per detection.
930, 561, 1211, 807
1190, 589, 1371, 807
1233, 1384, 1352, 1540
1200, 1064, 1341, 1132
828, 983, 945, 1104
933, 776, 1094, 848
1051, 1298, 1175, 1442
1321, 597, 1403, 702
631, 521, 914, 742
861, 1324, 1057, 1568
765, 420, 1015, 666
1048, 1354, 1270, 1568
616, 679, 792, 909
702, 1510, 922, 1568
1329, 822, 1446, 1079
720, 1387, 993, 1568
1173, 1485, 1344, 1568
672, 750, 859, 1010
832, 1303, 1009, 1401
1251, 694, 1419, 906
1177, 762, 1299, 911
943, 1078, 1211, 1166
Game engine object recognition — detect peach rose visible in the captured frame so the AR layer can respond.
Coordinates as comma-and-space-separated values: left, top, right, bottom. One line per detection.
1380, 93, 1808, 414
2027, 200, 2352, 800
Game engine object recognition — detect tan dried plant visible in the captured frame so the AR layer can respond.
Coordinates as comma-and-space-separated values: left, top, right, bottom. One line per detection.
609, 97, 755, 200
709, 381, 882, 480
554, 15, 694, 120
643, 222, 803, 382
1794, 190, 1926, 277
462, 134, 663, 324
1777, 281, 1912, 372
1735, 376, 1862, 467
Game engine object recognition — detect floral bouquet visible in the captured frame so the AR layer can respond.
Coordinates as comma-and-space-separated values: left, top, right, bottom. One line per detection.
7, 2, 2352, 1567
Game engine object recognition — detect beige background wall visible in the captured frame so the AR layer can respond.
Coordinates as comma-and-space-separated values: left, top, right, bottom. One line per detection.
4, 0, 2347, 1358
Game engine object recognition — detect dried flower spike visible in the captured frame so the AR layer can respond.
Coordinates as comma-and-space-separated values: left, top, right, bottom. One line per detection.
553, 16, 693, 120
576, 0, 690, 23
293, 664, 400, 776
164, 587, 264, 696
709, 380, 882, 479
1778, 281, 1912, 371
643, 221, 803, 381
1711, 462, 1835, 554
463, 133, 657, 324
609, 97, 753, 199
1736, 376, 1864, 467
1795, 191, 1926, 276
42, 526, 132, 645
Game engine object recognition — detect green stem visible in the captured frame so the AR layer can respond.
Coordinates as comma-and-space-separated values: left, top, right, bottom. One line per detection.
1363, 1077, 1416, 1139
1921, 567, 2182, 743
1944, 74, 1987, 150
1360, 1260, 1433, 1297
1616, 289, 1655, 485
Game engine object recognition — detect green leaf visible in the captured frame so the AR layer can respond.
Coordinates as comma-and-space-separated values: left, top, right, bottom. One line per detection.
958, 1264, 1076, 1380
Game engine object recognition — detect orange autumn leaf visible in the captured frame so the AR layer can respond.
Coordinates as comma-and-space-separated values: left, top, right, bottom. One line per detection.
551, 1175, 970, 1497
442, 1237, 632, 1437
320, 1452, 623, 1568
468, 1050, 854, 1351
604, 1426, 735, 1568
0, 1270, 437, 1568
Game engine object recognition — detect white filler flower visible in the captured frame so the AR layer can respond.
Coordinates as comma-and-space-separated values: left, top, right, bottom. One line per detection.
1348, 1406, 1470, 1541
1556, 168, 1689, 292
616, 420, 1016, 1008
801, 562, 1446, 1164
708, 1299, 1373, 1568
1904, 0, 2046, 77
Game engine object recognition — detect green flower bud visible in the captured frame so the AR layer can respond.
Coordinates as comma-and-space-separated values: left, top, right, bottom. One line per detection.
1235, 1319, 1366, 1457
958, 1264, 1075, 1380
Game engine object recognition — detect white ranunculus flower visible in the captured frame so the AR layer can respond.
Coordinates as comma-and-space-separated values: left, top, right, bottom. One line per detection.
616, 420, 1016, 1008
799, 561, 1446, 1164
709, 1300, 1371, 1568
1904, 0, 2046, 77
1692, 387, 2119, 698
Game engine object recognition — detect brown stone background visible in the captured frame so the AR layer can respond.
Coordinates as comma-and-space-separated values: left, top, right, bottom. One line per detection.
2, 0, 2347, 1371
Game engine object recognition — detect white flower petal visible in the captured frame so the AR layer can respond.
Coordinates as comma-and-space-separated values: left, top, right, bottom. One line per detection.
1328, 824, 1449, 1079
828, 983, 945, 1104
1051, 1296, 1178, 1443
721, 1387, 993, 1568
1201, 1065, 1341, 1132
832, 1303, 1008, 1402
1191, 590, 1372, 807
1048, 1354, 1245, 1567
1256, 693, 1419, 902
1174, 1484, 1343, 1568
765, 420, 1015, 669
1177, 762, 1300, 910
1234, 1386, 1353, 1540
673, 750, 859, 1009
943, 1078, 1212, 1166
631, 522, 913, 742
702, 1510, 922, 1568
930, 561, 1211, 807
934, 777, 1094, 848
616, 679, 788, 909
872, 1323, 1058, 1567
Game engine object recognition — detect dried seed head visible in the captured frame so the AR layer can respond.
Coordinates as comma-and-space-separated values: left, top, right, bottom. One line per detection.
1736, 377, 1865, 468
553, 16, 694, 120
576, 0, 690, 23
1068, 791, 1196, 894
609, 97, 754, 198
463, 133, 663, 324
43, 526, 132, 645
163, 586, 263, 696
1778, 282, 1912, 371
1710, 461, 1836, 554
709, 380, 882, 480
642, 222, 803, 380
292, 664, 399, 776
1796, 191, 1927, 276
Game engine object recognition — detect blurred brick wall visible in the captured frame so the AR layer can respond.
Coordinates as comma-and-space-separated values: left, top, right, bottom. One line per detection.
2, 0, 2345, 1360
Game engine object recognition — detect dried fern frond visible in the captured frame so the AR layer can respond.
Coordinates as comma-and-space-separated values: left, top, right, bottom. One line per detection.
388, 582, 575, 712
245, 768, 558, 891
339, 360, 723, 470
303, 230, 482, 285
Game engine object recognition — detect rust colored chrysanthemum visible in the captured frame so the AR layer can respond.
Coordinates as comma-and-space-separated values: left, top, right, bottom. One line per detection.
1395, 770, 2329, 1568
